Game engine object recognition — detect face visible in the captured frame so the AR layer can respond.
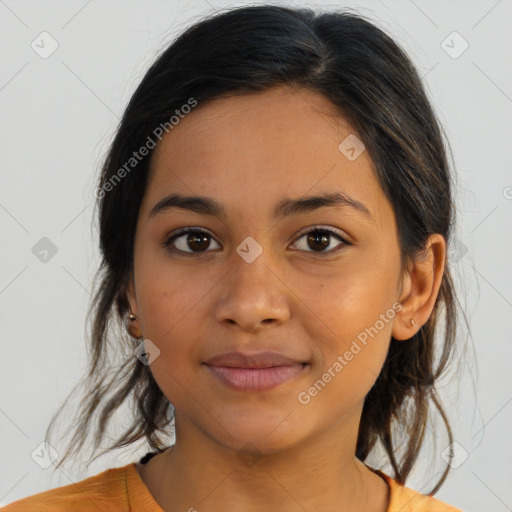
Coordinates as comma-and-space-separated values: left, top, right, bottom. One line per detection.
127, 86, 406, 454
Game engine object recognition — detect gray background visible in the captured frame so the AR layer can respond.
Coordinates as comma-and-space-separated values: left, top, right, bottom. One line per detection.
1, 1, 511, 511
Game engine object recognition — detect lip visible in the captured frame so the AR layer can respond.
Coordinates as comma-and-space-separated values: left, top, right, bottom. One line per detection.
205, 364, 308, 392
203, 350, 309, 392
204, 350, 307, 368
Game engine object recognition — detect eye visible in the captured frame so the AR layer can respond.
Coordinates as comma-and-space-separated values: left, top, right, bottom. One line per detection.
163, 225, 351, 256
291, 226, 350, 254
163, 227, 221, 254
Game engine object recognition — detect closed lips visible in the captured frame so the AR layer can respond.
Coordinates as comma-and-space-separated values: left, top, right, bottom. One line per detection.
203, 351, 309, 392
203, 350, 308, 368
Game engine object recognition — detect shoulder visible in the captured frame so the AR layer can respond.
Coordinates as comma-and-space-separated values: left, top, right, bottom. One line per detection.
1, 464, 130, 512
374, 469, 463, 512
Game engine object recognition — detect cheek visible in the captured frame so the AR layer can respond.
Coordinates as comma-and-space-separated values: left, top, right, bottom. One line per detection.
137, 254, 215, 335
299, 282, 395, 411
306, 265, 397, 342
138, 287, 203, 408
134, 265, 212, 384
315, 290, 394, 382
301, 254, 399, 392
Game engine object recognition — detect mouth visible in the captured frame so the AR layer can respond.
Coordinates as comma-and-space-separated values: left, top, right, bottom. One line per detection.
203, 350, 310, 392
203, 363, 309, 392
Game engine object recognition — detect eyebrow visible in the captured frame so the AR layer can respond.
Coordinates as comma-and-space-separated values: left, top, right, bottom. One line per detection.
148, 191, 374, 222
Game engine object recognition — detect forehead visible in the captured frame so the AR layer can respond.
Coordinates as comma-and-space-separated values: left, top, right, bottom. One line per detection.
150, 86, 349, 173
141, 86, 390, 228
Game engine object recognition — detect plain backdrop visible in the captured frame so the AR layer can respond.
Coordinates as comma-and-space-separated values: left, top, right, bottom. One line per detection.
1, 1, 511, 511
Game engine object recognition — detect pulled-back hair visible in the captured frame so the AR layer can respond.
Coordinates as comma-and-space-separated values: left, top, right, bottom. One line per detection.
46, 4, 464, 494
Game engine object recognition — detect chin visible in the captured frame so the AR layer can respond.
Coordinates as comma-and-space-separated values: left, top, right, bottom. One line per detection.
210, 409, 314, 455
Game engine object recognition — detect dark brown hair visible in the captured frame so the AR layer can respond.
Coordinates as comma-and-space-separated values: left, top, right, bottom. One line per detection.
46, 4, 466, 494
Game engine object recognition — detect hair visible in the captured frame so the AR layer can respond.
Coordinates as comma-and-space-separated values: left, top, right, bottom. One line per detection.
45, 4, 465, 494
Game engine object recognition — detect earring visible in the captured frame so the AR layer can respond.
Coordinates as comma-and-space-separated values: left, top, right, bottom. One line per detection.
125, 313, 142, 341
410, 319, 416, 326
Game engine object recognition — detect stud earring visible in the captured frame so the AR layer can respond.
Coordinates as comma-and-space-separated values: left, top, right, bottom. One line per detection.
125, 313, 142, 341
410, 319, 416, 326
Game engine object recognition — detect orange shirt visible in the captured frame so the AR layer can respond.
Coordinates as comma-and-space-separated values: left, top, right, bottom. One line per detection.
2, 461, 463, 512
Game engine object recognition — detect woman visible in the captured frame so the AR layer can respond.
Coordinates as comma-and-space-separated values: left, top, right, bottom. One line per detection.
3, 5, 463, 511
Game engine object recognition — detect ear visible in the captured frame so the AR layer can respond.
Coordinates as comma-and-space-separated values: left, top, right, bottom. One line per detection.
125, 276, 143, 340
392, 233, 446, 341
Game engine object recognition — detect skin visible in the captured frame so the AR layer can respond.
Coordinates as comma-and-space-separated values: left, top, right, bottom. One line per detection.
126, 85, 446, 512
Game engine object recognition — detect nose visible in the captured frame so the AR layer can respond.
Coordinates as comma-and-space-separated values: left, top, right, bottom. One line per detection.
213, 251, 291, 333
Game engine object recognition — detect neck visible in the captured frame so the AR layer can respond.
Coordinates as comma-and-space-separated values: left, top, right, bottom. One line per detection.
138, 412, 389, 512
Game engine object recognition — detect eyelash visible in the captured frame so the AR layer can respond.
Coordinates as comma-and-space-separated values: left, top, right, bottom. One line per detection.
162, 226, 351, 256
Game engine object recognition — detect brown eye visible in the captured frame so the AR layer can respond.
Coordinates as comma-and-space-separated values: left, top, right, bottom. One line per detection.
164, 228, 221, 254
292, 227, 350, 254
306, 231, 330, 251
